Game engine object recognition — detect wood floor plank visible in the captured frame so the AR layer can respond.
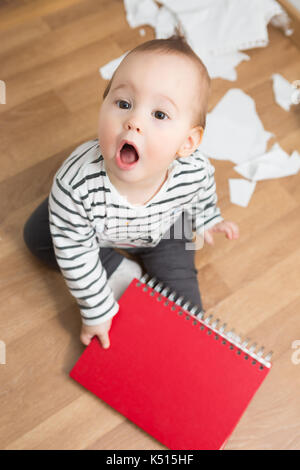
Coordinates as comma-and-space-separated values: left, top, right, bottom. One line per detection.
0, 36, 122, 115
55, 72, 105, 113
195, 180, 298, 269
86, 420, 165, 451
4, 394, 124, 450
0, 2, 125, 81
279, 127, 300, 153
226, 347, 300, 450
0, 138, 94, 221
0, 0, 84, 32
43, 0, 121, 31
205, 248, 300, 345
210, 206, 300, 292
0, 90, 70, 179
0, 17, 50, 55
0, 102, 98, 184
0, 312, 87, 448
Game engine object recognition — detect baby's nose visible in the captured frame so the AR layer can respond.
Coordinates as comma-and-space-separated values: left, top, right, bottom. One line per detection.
125, 120, 141, 133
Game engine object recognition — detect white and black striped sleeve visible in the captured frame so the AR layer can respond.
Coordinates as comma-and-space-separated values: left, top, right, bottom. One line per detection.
187, 159, 223, 235
48, 177, 119, 326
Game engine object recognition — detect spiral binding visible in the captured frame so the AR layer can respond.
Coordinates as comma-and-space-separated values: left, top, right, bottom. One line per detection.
137, 273, 273, 369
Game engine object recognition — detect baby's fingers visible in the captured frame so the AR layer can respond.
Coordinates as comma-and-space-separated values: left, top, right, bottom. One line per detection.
225, 226, 234, 239
80, 332, 93, 346
98, 331, 110, 349
233, 223, 240, 238
204, 230, 214, 245
227, 222, 239, 239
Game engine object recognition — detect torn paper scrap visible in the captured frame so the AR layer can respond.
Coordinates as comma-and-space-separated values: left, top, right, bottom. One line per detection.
158, 0, 287, 54
121, 0, 292, 82
272, 73, 299, 111
155, 4, 179, 39
155, 2, 251, 80
199, 88, 273, 164
229, 179, 256, 207
99, 52, 128, 80
196, 49, 250, 81
100, 1, 293, 85
124, 0, 159, 29
234, 143, 300, 181
154, 0, 290, 80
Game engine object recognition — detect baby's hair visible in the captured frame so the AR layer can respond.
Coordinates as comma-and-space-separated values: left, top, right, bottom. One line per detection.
102, 25, 211, 130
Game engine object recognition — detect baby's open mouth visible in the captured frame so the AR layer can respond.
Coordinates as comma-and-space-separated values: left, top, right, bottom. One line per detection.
120, 143, 139, 164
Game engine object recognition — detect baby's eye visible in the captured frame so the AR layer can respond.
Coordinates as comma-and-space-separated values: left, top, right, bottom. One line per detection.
154, 110, 168, 120
116, 100, 131, 109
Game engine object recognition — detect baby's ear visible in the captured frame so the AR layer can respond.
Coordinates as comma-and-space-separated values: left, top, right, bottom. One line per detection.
177, 126, 204, 157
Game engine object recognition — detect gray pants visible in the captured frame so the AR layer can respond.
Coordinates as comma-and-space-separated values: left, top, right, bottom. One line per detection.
23, 197, 203, 310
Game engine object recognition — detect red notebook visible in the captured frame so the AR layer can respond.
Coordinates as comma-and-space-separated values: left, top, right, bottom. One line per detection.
70, 274, 272, 450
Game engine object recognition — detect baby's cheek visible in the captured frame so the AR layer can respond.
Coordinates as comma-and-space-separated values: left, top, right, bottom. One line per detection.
98, 121, 115, 150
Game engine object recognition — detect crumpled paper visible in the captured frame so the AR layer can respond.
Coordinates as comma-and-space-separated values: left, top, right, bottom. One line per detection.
199, 88, 300, 206
158, 0, 283, 54
234, 143, 300, 181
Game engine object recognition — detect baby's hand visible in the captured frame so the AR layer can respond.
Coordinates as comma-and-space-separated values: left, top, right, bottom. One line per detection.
203, 220, 239, 246
80, 318, 112, 349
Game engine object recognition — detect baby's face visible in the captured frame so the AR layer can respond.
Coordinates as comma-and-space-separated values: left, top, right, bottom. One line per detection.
98, 51, 200, 190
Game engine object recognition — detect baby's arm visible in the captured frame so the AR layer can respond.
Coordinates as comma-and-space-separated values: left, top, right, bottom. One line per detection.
48, 177, 118, 347
186, 158, 224, 238
188, 158, 239, 245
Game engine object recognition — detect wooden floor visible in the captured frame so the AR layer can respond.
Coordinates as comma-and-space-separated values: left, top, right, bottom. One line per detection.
0, 0, 300, 450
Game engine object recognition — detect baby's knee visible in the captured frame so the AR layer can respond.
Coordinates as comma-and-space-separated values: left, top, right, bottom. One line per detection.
107, 257, 143, 300
23, 198, 50, 255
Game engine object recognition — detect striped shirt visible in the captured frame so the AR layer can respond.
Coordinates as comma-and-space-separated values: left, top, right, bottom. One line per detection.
48, 138, 223, 326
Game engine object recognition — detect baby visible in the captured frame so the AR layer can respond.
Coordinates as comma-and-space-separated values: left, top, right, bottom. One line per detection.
23, 33, 239, 349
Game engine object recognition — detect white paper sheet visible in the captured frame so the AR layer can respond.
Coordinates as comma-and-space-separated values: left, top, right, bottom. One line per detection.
271, 73, 297, 111
196, 49, 250, 81
199, 89, 273, 164
124, 0, 159, 29
99, 52, 129, 80
155, 5, 179, 39
229, 179, 256, 207
160, 0, 282, 54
